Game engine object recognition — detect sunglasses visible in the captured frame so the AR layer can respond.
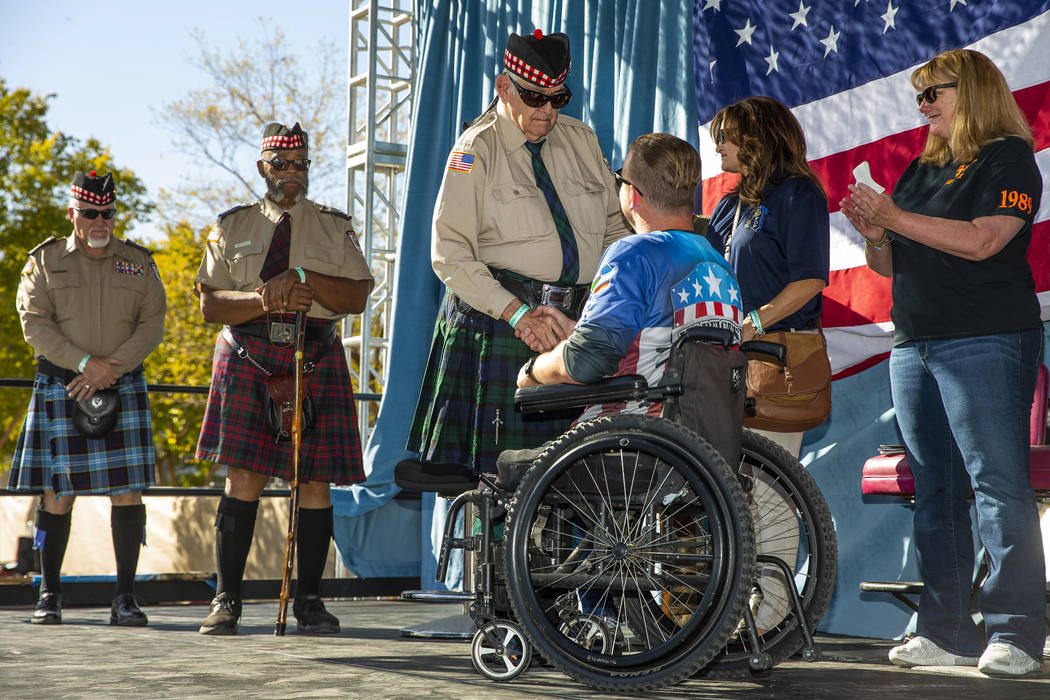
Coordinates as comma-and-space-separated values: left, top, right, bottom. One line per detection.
508, 79, 572, 110
262, 157, 312, 171
614, 168, 645, 197
73, 208, 117, 220
916, 82, 957, 107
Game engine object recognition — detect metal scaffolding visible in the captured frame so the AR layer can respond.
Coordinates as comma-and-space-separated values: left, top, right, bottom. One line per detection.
344, 0, 415, 439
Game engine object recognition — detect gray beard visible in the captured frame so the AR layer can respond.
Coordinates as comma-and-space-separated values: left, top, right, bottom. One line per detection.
266, 174, 308, 204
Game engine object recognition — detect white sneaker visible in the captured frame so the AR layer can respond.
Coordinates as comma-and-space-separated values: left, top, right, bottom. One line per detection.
888, 636, 979, 668
978, 642, 1042, 677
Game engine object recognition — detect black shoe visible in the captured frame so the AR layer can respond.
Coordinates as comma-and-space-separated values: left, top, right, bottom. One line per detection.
199, 592, 241, 635
31, 592, 62, 625
293, 595, 340, 634
110, 593, 148, 626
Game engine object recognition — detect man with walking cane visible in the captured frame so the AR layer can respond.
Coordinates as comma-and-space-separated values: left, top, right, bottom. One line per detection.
194, 122, 374, 635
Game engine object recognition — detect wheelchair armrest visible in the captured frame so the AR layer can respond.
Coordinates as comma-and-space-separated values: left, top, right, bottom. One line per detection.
672, 326, 734, 351
740, 339, 787, 364
515, 374, 649, 414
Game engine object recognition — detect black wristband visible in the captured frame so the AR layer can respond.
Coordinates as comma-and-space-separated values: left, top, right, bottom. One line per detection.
525, 355, 539, 383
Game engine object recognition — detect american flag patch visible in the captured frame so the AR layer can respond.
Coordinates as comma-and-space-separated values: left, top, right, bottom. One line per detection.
115, 259, 145, 276
448, 151, 476, 173
22, 259, 34, 275
670, 263, 742, 341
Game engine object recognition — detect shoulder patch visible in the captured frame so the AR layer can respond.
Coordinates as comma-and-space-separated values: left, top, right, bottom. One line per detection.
28, 237, 59, 255
122, 238, 154, 255
217, 202, 254, 220
318, 204, 352, 222
448, 151, 477, 174
21, 258, 35, 276
207, 226, 223, 243
346, 229, 363, 254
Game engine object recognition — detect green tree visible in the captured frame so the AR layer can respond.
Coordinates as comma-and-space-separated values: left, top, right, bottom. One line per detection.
0, 81, 152, 467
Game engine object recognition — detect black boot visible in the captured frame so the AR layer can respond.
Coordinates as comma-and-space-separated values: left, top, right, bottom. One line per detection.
199, 592, 242, 635
31, 591, 62, 625
293, 506, 339, 634
110, 593, 148, 626
293, 594, 340, 634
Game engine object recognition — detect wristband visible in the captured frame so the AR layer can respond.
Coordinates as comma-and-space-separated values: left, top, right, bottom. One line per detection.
294, 267, 306, 282
866, 231, 890, 249
78, 354, 91, 373
508, 303, 530, 328
525, 355, 539, 383
749, 310, 765, 337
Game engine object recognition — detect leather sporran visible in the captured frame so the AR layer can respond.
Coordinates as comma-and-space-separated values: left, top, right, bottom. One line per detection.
72, 389, 121, 439
264, 375, 316, 441
744, 329, 831, 432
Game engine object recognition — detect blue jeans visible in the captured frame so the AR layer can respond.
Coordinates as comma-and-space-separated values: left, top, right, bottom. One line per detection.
890, 329, 1046, 659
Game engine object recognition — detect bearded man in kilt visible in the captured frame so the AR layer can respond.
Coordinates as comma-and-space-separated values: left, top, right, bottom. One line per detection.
11, 171, 166, 626
408, 29, 630, 474
194, 122, 374, 635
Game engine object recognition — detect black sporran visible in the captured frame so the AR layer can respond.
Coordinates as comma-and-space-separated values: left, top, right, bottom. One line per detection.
264, 375, 316, 441
73, 389, 121, 439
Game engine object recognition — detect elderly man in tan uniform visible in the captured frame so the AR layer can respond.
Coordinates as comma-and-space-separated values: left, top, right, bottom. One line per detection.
408, 29, 629, 475
10, 170, 166, 627
194, 122, 374, 635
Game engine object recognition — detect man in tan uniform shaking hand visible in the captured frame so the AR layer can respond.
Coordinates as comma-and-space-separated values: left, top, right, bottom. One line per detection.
10, 171, 166, 627
408, 29, 630, 476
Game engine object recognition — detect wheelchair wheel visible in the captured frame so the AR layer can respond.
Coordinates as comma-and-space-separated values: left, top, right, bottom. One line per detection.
695, 429, 837, 678
503, 414, 755, 692
470, 620, 532, 682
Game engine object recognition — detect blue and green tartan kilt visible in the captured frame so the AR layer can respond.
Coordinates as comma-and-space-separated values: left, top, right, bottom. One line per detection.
407, 290, 578, 474
8, 370, 155, 496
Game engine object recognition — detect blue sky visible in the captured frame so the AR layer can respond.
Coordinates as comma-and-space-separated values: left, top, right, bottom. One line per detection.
2, 0, 350, 242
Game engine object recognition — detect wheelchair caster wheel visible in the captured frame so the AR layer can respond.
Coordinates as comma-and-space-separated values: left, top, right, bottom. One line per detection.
802, 646, 822, 662
558, 613, 615, 655
748, 652, 773, 672
471, 620, 532, 681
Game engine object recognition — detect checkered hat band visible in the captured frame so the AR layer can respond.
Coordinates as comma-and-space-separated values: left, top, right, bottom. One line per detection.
261, 134, 305, 150
503, 50, 567, 88
70, 184, 114, 206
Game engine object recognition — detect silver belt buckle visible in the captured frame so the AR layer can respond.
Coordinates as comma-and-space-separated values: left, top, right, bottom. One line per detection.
540, 284, 573, 310
269, 322, 296, 344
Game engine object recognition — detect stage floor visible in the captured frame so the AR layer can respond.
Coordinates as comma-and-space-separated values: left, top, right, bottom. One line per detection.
2, 599, 1047, 698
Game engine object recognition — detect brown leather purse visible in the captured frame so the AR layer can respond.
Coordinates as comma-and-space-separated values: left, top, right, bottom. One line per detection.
743, 328, 832, 432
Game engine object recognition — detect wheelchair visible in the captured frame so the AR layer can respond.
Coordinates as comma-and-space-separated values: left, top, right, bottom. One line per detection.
395, 327, 837, 691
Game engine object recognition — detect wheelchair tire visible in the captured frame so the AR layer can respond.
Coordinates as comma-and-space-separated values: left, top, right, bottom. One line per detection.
503, 414, 755, 692
695, 429, 837, 678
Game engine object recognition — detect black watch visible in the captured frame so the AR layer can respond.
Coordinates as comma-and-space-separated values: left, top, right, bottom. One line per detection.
525, 355, 539, 383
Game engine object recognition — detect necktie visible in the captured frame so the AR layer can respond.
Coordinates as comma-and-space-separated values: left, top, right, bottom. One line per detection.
524, 140, 579, 285
260, 213, 291, 282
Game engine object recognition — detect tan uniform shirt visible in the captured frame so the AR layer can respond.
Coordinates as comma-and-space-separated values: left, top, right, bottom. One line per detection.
195, 197, 375, 320
17, 233, 167, 372
432, 102, 631, 318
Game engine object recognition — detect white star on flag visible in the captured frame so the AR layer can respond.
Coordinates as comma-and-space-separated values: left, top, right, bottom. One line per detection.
703, 266, 724, 296
765, 45, 780, 75
820, 25, 841, 57
881, 1, 899, 33
735, 18, 757, 47
789, 1, 811, 30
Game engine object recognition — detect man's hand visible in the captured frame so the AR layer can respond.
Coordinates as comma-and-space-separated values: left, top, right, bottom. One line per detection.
67, 356, 122, 402
514, 306, 576, 352
256, 270, 314, 313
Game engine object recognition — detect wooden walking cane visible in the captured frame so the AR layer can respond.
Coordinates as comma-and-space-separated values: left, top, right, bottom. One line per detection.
275, 311, 306, 636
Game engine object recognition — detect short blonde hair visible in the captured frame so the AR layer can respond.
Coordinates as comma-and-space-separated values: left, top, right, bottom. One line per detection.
911, 49, 1034, 166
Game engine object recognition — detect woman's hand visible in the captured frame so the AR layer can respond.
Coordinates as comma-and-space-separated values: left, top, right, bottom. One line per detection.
840, 184, 892, 243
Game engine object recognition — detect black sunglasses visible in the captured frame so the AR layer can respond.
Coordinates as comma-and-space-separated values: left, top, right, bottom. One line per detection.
508, 79, 572, 110
73, 208, 116, 220
614, 168, 645, 197
916, 82, 957, 107
262, 157, 312, 171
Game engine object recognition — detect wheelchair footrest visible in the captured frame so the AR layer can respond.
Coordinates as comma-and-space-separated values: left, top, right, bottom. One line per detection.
400, 589, 475, 603
859, 581, 923, 594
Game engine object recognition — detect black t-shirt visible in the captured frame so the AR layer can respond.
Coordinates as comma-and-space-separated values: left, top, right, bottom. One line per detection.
889, 136, 1042, 344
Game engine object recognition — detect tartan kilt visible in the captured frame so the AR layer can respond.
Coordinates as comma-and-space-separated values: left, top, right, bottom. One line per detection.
407, 290, 577, 474
196, 319, 365, 485
8, 370, 155, 496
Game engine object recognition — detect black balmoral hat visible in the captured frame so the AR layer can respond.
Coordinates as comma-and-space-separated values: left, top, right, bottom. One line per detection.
504, 29, 571, 88
70, 170, 115, 206
261, 122, 309, 151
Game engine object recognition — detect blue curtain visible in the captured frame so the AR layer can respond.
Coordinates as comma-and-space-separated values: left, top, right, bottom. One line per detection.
333, 0, 699, 582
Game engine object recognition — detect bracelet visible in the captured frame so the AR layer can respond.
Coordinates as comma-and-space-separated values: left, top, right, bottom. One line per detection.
866, 231, 890, 249
508, 303, 530, 328
294, 267, 306, 282
748, 310, 765, 337
78, 354, 91, 373
525, 355, 539, 383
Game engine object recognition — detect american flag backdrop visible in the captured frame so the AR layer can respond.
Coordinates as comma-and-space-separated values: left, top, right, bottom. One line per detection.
693, 1, 1050, 378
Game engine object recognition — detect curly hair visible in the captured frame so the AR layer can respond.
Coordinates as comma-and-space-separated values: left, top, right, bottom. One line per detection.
709, 96, 825, 209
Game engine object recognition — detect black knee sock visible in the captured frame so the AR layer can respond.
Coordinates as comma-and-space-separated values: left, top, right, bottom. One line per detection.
214, 495, 258, 599
35, 509, 72, 596
295, 506, 333, 599
111, 504, 146, 596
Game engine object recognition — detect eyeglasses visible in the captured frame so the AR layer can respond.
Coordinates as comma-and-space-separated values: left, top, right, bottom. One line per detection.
715, 130, 726, 145
73, 208, 116, 220
916, 82, 957, 106
614, 168, 645, 197
262, 157, 312, 171
508, 79, 572, 110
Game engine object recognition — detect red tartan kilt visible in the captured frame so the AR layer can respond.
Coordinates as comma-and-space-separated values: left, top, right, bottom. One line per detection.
196, 322, 365, 484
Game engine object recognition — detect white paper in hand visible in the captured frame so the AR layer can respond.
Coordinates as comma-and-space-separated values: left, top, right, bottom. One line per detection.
852, 161, 885, 194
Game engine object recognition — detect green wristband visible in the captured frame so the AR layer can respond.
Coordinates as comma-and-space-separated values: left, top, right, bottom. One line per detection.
508, 303, 530, 328
78, 354, 91, 372
749, 310, 765, 337
294, 267, 306, 282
